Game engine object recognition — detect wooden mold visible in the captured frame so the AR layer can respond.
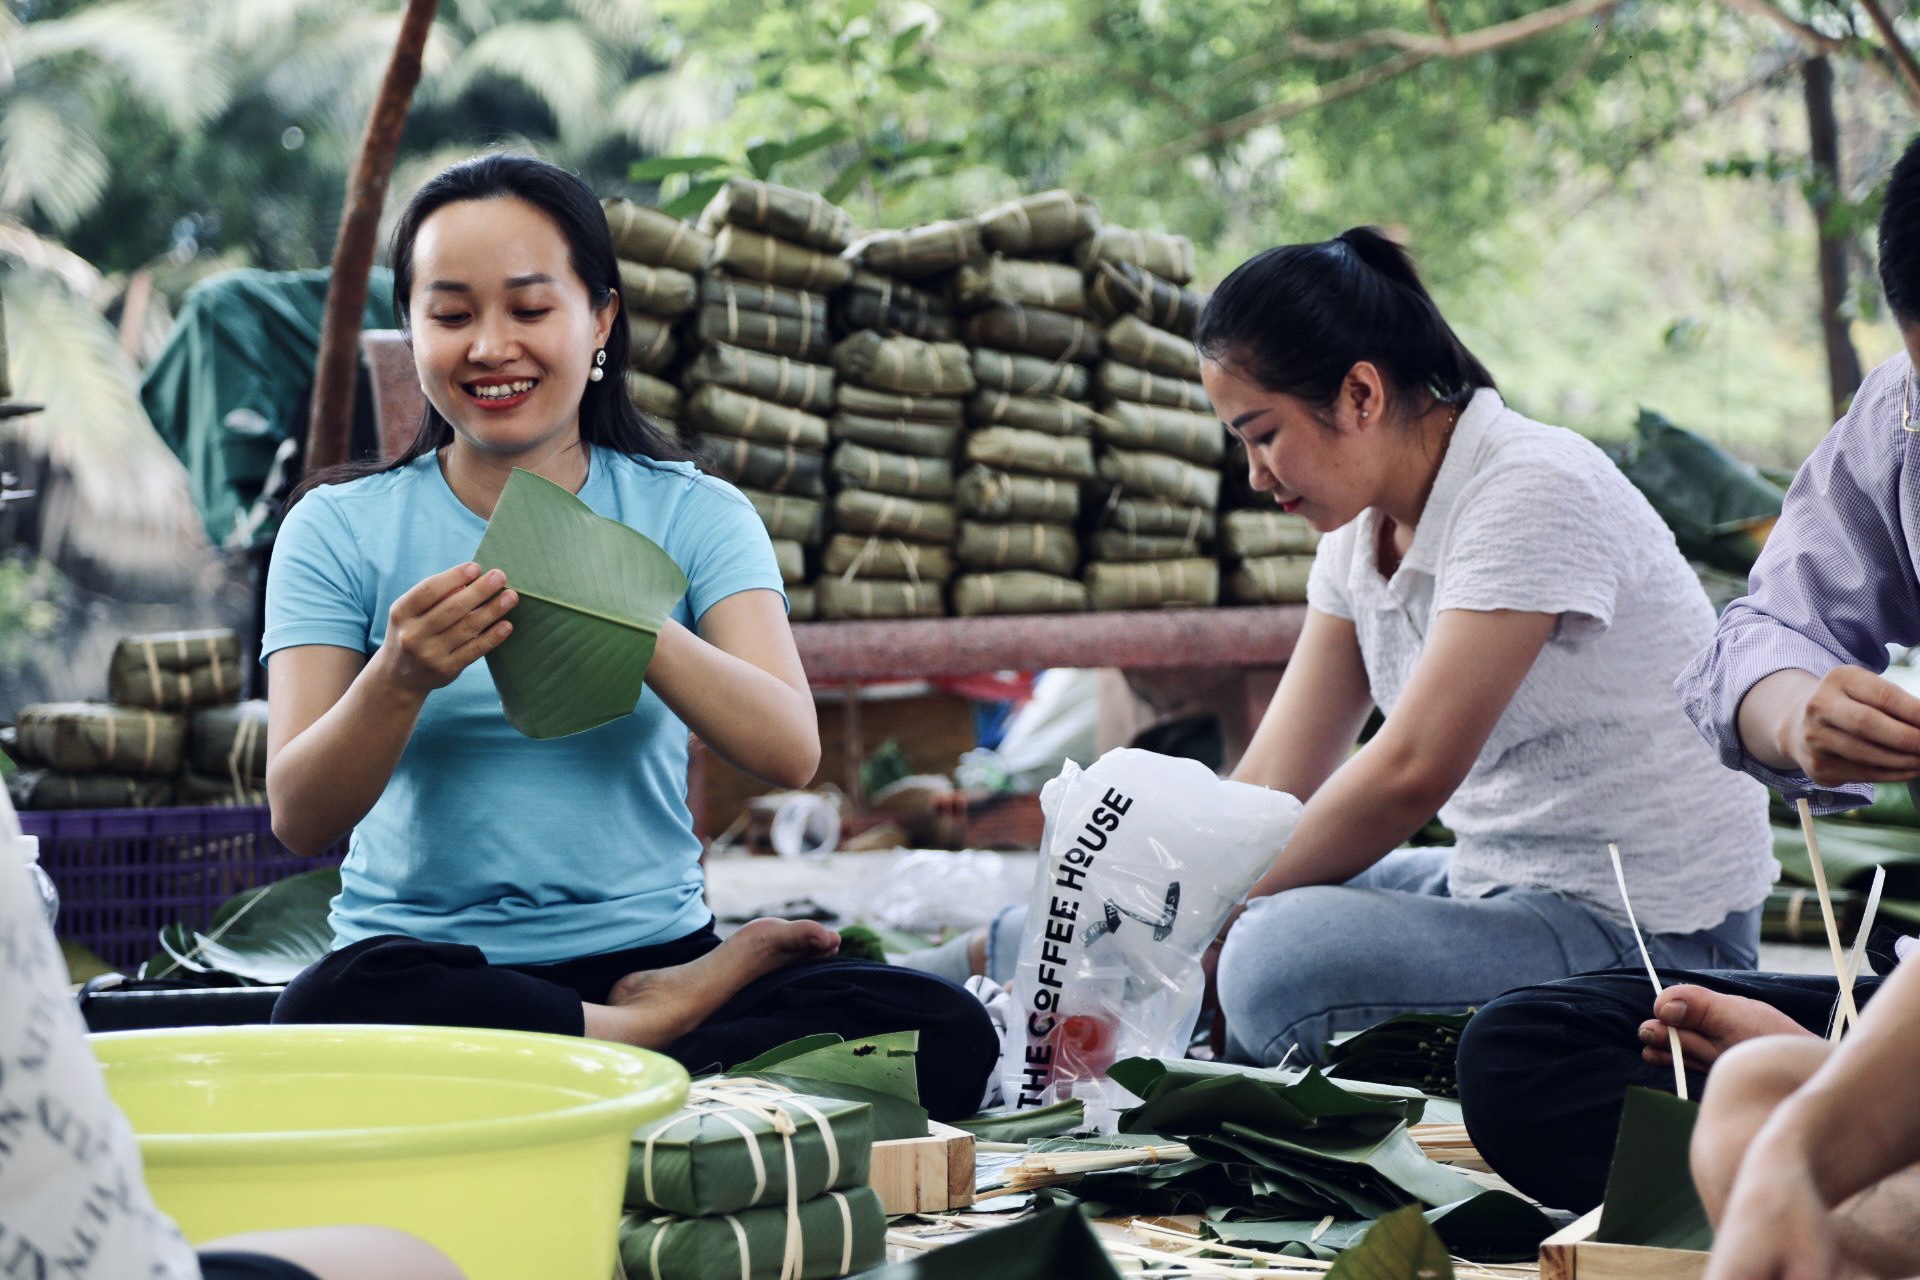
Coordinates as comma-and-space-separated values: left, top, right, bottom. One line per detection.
869, 1121, 976, 1216
1538, 1207, 1709, 1280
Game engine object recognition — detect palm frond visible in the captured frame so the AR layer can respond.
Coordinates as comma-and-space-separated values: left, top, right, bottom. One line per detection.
12, 2, 230, 130
561, 0, 659, 48
2, 267, 194, 531
262, 10, 461, 131
206, 0, 367, 53
608, 62, 723, 154
0, 219, 106, 300
0, 96, 109, 231
441, 20, 618, 143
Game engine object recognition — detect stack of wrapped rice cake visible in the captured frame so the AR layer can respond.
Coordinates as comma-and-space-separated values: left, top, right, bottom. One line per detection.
602, 198, 708, 428
6, 630, 267, 810
676, 179, 856, 618
616, 1080, 885, 1280
1219, 442, 1320, 604
818, 221, 983, 621
940, 191, 1106, 617
1078, 230, 1222, 610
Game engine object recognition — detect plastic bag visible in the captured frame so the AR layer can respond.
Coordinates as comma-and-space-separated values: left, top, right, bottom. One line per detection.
1000, 748, 1303, 1123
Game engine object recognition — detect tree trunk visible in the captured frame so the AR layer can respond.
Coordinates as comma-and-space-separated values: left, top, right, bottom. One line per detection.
1804, 55, 1862, 418
305, 0, 439, 474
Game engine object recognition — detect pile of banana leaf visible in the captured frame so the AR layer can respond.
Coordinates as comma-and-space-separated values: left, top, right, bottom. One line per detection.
1021, 1058, 1553, 1263
1611, 409, 1785, 575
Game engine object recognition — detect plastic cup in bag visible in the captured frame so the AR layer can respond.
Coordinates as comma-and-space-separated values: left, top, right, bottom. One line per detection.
1000, 748, 1303, 1123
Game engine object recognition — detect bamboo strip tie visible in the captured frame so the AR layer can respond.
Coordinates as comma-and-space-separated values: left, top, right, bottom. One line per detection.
1795, 798, 1864, 1034
1608, 841, 1687, 1100
662, 220, 689, 268
1833, 863, 1885, 1042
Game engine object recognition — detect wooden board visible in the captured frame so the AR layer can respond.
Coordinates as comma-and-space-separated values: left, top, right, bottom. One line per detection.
870, 1121, 976, 1215
1538, 1207, 1708, 1280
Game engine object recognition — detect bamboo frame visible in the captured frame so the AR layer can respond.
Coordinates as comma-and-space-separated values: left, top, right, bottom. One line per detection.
1538, 1206, 1707, 1280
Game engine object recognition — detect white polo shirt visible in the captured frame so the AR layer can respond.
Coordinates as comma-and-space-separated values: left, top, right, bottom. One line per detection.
1306, 388, 1775, 934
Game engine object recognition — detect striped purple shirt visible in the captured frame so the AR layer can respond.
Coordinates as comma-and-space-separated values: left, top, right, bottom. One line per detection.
1677, 352, 1920, 813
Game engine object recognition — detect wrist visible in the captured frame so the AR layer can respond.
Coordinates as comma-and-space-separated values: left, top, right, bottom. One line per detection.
363, 646, 431, 710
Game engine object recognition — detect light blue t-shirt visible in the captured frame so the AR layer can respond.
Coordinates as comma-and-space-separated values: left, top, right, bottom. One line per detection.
262, 445, 785, 964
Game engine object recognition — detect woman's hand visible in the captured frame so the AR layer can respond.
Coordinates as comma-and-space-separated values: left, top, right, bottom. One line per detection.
1764, 666, 1920, 787
371, 562, 518, 698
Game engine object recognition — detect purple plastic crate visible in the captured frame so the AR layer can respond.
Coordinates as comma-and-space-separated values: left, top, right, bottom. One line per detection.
19, 805, 345, 974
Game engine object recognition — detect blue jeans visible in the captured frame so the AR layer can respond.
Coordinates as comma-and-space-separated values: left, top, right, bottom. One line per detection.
1215, 847, 1760, 1066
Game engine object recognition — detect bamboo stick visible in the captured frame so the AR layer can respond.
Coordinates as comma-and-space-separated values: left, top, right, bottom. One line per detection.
1795, 798, 1864, 1033
1608, 842, 1688, 1100
1833, 863, 1885, 1042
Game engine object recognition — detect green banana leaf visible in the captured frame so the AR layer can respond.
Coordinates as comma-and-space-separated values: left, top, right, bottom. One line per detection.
1110, 1059, 1422, 1132
1325, 1204, 1454, 1280
952, 1100, 1086, 1142
737, 1031, 928, 1140
1614, 409, 1785, 574
144, 868, 340, 983
757, 1030, 921, 1102
1071, 1059, 1550, 1259
1206, 1193, 1518, 1262
473, 468, 688, 739
728, 1034, 844, 1073
1772, 817, 1920, 900
1595, 1088, 1713, 1251
856, 1205, 1120, 1280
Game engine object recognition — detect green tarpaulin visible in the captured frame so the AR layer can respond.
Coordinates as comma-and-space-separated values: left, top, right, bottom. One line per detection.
142, 268, 395, 548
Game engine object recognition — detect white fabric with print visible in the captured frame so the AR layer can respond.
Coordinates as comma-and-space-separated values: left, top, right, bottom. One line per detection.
0, 791, 199, 1279
1304, 388, 1775, 935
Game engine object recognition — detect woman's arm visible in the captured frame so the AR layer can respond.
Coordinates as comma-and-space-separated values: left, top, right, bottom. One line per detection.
1231, 606, 1376, 800
644, 588, 820, 789
267, 563, 517, 855
1243, 607, 1557, 900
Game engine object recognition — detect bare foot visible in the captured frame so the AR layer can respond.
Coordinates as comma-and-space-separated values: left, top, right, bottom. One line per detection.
1638, 984, 1814, 1072
583, 918, 840, 1048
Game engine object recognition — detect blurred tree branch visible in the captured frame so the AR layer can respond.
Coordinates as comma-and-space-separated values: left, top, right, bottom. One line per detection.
1156, 0, 1624, 165
307, 0, 440, 474
1716, 0, 1920, 107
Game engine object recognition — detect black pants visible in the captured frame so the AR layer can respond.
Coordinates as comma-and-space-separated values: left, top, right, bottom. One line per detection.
1456, 967, 1884, 1213
198, 1253, 320, 1280
272, 922, 998, 1121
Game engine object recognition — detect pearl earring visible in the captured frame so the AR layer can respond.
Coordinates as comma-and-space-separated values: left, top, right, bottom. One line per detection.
588, 348, 607, 383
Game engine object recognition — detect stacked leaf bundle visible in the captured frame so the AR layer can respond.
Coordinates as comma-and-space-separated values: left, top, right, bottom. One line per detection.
5, 631, 267, 811
816, 296, 971, 620
616, 1079, 885, 1280
602, 197, 710, 429
676, 180, 858, 617
1323, 1011, 1474, 1099
936, 190, 1109, 618
1077, 231, 1221, 610
1220, 510, 1318, 604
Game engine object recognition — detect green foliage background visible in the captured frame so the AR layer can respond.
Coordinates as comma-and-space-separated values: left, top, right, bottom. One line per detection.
3, 0, 1917, 468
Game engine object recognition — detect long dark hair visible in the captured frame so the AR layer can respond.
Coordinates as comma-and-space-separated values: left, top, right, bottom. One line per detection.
293, 152, 692, 501
1195, 227, 1495, 421
1880, 133, 1920, 324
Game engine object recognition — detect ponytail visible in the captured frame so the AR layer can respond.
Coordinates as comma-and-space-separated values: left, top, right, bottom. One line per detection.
1194, 226, 1495, 415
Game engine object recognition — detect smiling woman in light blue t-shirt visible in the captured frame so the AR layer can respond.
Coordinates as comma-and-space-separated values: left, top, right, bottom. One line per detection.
260, 154, 996, 1119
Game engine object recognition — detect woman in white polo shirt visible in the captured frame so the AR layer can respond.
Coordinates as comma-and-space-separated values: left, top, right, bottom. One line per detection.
1202, 227, 1774, 1066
